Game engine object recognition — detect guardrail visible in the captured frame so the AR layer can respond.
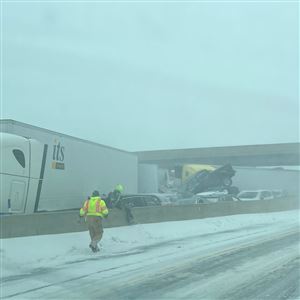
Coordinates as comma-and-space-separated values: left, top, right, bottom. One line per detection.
0, 196, 298, 238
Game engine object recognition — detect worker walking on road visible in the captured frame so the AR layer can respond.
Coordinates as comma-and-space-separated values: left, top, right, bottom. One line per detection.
80, 190, 108, 252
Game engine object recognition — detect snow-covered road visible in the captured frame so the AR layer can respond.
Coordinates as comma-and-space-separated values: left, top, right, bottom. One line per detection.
1, 210, 299, 299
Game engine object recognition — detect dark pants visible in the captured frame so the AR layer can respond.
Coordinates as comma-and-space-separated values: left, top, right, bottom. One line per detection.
86, 216, 103, 247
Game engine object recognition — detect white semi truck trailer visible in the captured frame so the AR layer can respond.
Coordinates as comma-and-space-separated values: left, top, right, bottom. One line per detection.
0, 120, 138, 214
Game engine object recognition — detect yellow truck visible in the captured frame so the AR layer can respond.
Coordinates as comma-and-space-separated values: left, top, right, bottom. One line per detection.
181, 164, 216, 182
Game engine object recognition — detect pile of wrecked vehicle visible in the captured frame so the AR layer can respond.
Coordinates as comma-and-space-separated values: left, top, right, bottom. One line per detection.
175, 164, 240, 205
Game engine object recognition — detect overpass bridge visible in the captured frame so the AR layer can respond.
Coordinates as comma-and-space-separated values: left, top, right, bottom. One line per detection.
135, 143, 300, 167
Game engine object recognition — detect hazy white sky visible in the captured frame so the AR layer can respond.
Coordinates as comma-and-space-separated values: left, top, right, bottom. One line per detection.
1, 1, 299, 151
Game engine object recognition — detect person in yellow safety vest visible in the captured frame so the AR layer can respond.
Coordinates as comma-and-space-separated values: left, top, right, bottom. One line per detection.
79, 190, 108, 252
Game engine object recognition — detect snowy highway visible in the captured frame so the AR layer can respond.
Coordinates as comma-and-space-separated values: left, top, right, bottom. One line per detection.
1, 210, 299, 299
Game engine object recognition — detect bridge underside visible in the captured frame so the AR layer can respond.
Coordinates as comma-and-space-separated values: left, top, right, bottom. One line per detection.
136, 143, 300, 167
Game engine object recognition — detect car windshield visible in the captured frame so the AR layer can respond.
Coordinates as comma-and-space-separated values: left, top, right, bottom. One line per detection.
239, 192, 258, 199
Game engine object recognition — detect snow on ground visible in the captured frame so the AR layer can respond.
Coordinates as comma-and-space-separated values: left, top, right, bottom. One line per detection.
1, 210, 299, 279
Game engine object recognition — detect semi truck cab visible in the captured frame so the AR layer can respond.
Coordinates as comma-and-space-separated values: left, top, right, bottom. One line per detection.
0, 133, 45, 214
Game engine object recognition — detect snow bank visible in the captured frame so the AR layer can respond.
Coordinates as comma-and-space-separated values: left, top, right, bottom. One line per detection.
1, 210, 299, 278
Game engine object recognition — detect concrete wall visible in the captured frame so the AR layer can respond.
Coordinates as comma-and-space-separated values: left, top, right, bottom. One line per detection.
232, 167, 300, 195
1, 197, 298, 238
131, 197, 299, 224
138, 164, 158, 193
0, 209, 128, 238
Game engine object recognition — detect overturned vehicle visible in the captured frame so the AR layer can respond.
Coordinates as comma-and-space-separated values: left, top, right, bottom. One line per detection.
178, 164, 239, 197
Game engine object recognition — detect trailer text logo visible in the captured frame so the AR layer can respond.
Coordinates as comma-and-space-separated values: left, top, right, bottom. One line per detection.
52, 140, 65, 170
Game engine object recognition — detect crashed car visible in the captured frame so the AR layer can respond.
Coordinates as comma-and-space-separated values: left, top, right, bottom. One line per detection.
194, 191, 240, 204
238, 190, 274, 201
114, 194, 163, 208
178, 164, 237, 197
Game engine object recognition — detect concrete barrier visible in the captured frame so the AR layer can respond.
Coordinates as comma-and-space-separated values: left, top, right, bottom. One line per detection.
0, 197, 298, 238
0, 209, 128, 238
131, 196, 299, 224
